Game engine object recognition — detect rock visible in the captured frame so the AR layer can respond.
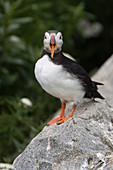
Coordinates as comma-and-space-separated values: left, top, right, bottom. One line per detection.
13, 55, 113, 170
93, 54, 113, 107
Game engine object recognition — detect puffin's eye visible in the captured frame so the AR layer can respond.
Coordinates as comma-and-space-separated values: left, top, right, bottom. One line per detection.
59, 35, 62, 39
44, 35, 47, 39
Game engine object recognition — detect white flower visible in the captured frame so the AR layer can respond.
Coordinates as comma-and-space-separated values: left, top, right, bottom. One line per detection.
21, 98, 32, 106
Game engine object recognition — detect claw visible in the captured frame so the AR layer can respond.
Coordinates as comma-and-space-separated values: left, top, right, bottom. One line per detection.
56, 118, 64, 124
57, 120, 64, 125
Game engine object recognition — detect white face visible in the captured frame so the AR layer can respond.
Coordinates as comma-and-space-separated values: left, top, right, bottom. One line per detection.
43, 31, 63, 57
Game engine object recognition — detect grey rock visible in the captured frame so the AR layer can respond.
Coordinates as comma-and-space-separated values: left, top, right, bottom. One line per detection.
13, 55, 113, 170
93, 54, 113, 107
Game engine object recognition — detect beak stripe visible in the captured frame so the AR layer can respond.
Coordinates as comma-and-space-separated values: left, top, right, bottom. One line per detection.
51, 35, 55, 44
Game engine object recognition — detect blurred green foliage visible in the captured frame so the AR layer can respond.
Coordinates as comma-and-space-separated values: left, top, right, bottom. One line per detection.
0, 0, 113, 163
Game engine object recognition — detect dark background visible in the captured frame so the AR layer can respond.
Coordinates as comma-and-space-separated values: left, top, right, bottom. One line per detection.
0, 0, 113, 163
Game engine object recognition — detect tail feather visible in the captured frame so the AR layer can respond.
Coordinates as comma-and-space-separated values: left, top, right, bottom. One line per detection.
93, 81, 104, 99
93, 81, 104, 86
92, 90, 105, 99
84, 80, 105, 99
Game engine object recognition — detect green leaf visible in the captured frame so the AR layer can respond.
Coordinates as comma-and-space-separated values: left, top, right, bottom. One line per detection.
13, 17, 33, 24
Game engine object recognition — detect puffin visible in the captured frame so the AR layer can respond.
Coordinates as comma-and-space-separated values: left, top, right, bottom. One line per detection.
35, 30, 104, 126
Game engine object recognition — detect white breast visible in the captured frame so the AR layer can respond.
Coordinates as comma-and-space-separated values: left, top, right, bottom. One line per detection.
34, 55, 85, 104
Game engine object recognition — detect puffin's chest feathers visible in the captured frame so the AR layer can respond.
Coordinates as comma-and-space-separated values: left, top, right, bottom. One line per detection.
35, 54, 85, 101
35, 54, 63, 85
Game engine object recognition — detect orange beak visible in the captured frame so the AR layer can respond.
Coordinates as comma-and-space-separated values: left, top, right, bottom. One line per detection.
49, 35, 57, 58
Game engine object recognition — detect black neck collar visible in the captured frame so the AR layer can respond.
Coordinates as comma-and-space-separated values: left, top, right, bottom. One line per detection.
41, 49, 63, 60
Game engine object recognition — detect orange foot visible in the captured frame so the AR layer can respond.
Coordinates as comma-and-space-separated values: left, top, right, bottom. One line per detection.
57, 105, 76, 125
46, 104, 76, 126
46, 116, 63, 126
57, 116, 72, 125
46, 103, 66, 126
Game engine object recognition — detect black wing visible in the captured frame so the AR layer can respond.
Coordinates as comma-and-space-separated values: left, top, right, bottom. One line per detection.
61, 54, 104, 99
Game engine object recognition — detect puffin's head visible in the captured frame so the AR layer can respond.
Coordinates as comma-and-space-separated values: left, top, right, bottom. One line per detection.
43, 30, 63, 58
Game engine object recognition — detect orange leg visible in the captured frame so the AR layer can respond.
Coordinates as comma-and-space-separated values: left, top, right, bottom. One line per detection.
57, 104, 76, 125
47, 103, 66, 126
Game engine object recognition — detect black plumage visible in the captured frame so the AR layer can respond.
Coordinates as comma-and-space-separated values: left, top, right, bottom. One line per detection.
41, 49, 104, 100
